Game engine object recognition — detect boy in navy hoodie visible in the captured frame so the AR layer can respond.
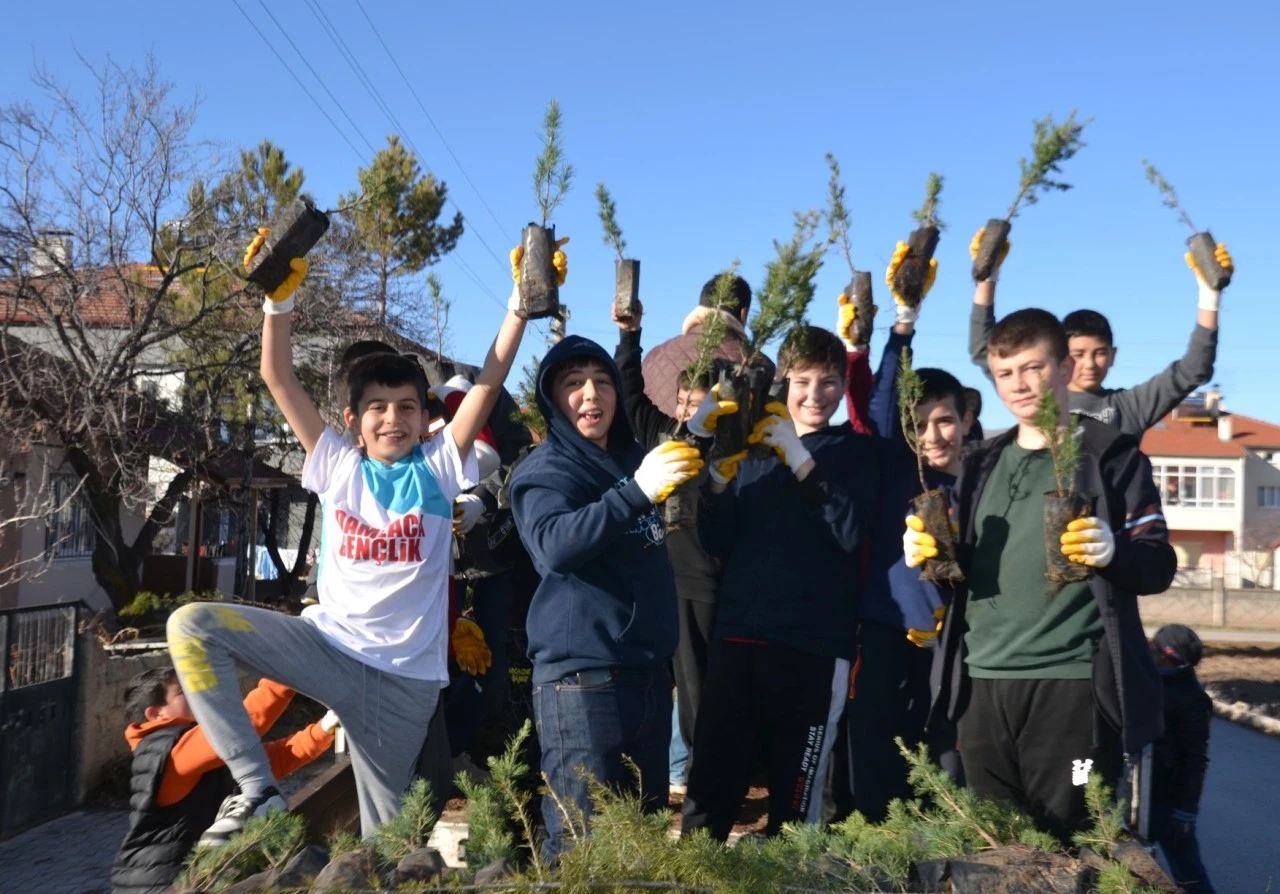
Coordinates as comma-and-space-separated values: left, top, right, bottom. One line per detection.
509, 335, 703, 859
680, 326, 877, 840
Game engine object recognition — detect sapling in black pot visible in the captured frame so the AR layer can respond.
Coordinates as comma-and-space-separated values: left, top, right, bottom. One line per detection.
519, 100, 573, 320
971, 110, 1089, 281
595, 183, 640, 321
890, 173, 945, 308
826, 153, 875, 346
898, 348, 964, 586
244, 196, 331, 292
1034, 384, 1094, 586
1142, 159, 1233, 291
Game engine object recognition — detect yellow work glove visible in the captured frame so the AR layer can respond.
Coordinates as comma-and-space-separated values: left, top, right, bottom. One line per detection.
903, 515, 938, 569
1186, 242, 1233, 311
634, 439, 704, 504
685, 384, 739, 439
510, 236, 571, 285
885, 241, 936, 321
906, 606, 948, 648
244, 227, 308, 312
708, 449, 749, 487
1060, 517, 1115, 569
969, 225, 1011, 282
452, 616, 492, 676
750, 404, 812, 477
836, 292, 877, 351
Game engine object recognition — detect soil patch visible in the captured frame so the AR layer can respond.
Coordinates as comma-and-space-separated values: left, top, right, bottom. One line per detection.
1198, 643, 1280, 719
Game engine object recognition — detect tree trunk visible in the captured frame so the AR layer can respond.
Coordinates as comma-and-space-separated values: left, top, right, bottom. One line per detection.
64, 446, 142, 614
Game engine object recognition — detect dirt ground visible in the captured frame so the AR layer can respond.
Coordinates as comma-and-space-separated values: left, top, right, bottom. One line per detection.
1197, 642, 1280, 719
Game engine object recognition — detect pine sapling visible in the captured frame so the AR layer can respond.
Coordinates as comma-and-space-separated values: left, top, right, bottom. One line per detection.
826, 152, 875, 347
370, 778, 438, 867
511, 356, 546, 439
1034, 380, 1094, 585
684, 261, 739, 394
889, 173, 945, 308
596, 182, 640, 319
1033, 383, 1081, 498
518, 99, 574, 320
972, 110, 1090, 281
1142, 159, 1233, 291
897, 348, 929, 494
424, 272, 450, 362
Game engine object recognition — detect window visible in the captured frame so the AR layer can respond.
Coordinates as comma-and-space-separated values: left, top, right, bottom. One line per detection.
1259, 486, 1280, 509
46, 474, 96, 559
1151, 463, 1236, 509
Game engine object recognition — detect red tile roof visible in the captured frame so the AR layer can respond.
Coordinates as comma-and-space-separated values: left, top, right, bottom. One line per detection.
1141, 412, 1280, 459
1, 264, 173, 327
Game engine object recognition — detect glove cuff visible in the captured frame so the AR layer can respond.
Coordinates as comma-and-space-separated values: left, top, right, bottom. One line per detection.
785, 446, 813, 476
894, 304, 919, 325
507, 282, 522, 313
1197, 282, 1220, 312
263, 295, 295, 316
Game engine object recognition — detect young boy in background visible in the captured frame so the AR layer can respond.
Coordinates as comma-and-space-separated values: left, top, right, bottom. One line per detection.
110, 669, 335, 893
1150, 624, 1215, 894
681, 326, 877, 840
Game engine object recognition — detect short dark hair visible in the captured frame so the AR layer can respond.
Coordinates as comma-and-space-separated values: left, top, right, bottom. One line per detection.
917, 368, 967, 418
677, 368, 716, 393
546, 356, 613, 391
699, 274, 753, 319
778, 326, 845, 378
1062, 309, 1114, 347
346, 352, 429, 412
125, 667, 178, 725
963, 386, 982, 418
988, 308, 1068, 362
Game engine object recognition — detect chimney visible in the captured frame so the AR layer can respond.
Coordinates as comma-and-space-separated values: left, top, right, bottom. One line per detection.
1218, 413, 1233, 442
1205, 387, 1222, 415
29, 232, 73, 276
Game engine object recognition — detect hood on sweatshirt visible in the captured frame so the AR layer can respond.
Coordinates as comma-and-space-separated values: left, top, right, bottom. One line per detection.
536, 334, 642, 476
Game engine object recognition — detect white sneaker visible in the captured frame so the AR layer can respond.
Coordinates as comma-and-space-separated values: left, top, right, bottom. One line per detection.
197, 787, 287, 848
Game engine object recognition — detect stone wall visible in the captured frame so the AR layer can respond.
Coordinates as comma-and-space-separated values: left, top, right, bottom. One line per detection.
1140, 584, 1280, 630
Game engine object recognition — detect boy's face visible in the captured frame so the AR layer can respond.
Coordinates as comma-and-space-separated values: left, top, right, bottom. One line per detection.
553, 362, 616, 449
787, 363, 843, 434
145, 681, 194, 724
343, 382, 426, 464
989, 340, 1073, 425
913, 396, 968, 472
1068, 335, 1117, 393
674, 387, 708, 424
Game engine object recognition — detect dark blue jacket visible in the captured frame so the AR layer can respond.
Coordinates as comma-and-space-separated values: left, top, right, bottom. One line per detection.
699, 421, 876, 660
509, 336, 678, 684
861, 331, 954, 634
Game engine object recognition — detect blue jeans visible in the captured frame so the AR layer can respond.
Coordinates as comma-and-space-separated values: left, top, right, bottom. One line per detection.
445, 574, 512, 757
669, 694, 689, 784
533, 666, 671, 861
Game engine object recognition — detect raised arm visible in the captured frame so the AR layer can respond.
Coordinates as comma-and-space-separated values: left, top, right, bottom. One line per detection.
613, 302, 678, 448
868, 328, 916, 441
451, 305, 528, 458
968, 224, 1008, 380
261, 299, 328, 456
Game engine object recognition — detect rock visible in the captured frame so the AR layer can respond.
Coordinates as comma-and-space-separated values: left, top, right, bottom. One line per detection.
475, 857, 516, 884
941, 844, 1097, 894
1113, 841, 1179, 893
221, 869, 278, 893
911, 857, 950, 892
311, 846, 380, 892
392, 847, 447, 885
275, 844, 331, 888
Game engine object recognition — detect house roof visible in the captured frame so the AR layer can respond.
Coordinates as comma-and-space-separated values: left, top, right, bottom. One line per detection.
1, 264, 173, 327
1141, 412, 1280, 459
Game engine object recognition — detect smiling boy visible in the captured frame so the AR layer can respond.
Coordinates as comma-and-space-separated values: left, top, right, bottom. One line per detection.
165, 234, 526, 842
680, 325, 877, 840
910, 308, 1176, 842
508, 334, 703, 860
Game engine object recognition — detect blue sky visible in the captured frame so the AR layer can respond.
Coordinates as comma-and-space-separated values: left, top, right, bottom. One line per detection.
6, 0, 1278, 430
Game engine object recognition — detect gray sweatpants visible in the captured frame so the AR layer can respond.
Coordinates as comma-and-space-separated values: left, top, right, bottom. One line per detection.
166, 602, 439, 837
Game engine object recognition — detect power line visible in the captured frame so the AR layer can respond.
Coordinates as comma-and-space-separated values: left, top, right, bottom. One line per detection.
227, 0, 365, 163
353, 0, 511, 246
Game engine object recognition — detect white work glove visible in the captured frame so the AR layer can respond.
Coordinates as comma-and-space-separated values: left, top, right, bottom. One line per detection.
633, 440, 704, 504
452, 494, 486, 534
685, 385, 739, 439
320, 709, 341, 735
903, 515, 938, 569
753, 407, 812, 476
1059, 517, 1116, 569
507, 281, 521, 312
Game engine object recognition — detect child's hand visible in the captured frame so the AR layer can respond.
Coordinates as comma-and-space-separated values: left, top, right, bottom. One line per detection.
510, 236, 571, 285
751, 405, 812, 476
1060, 517, 1115, 568
1186, 242, 1233, 310
634, 440, 704, 504
452, 494, 486, 534
612, 299, 643, 331
906, 606, 947, 648
709, 450, 749, 486
885, 241, 937, 322
245, 227, 308, 313
836, 291, 876, 351
903, 515, 938, 569
685, 385, 739, 439
969, 225, 1011, 282
452, 617, 492, 676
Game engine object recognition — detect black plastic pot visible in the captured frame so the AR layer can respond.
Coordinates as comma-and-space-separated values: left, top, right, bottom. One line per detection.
1186, 231, 1232, 291
911, 488, 965, 587
613, 258, 640, 320
1044, 491, 1096, 587
970, 217, 1012, 282
891, 225, 940, 308
245, 197, 330, 292
517, 223, 560, 320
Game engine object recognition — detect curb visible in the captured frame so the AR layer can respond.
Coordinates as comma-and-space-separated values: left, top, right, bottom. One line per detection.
1210, 698, 1280, 737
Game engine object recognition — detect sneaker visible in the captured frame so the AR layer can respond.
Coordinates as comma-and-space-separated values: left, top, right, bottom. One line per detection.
197, 787, 287, 848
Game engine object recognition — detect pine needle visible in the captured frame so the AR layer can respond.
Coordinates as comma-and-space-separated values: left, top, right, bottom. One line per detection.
1007, 110, 1091, 220
533, 99, 573, 226
595, 182, 627, 259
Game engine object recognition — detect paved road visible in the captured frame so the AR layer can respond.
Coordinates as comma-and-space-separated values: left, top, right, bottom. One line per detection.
1196, 717, 1280, 893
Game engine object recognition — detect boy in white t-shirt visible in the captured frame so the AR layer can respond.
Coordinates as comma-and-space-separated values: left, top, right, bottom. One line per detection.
166, 235, 529, 842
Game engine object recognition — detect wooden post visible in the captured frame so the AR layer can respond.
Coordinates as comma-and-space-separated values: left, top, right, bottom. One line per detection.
185, 485, 200, 593
246, 486, 259, 603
